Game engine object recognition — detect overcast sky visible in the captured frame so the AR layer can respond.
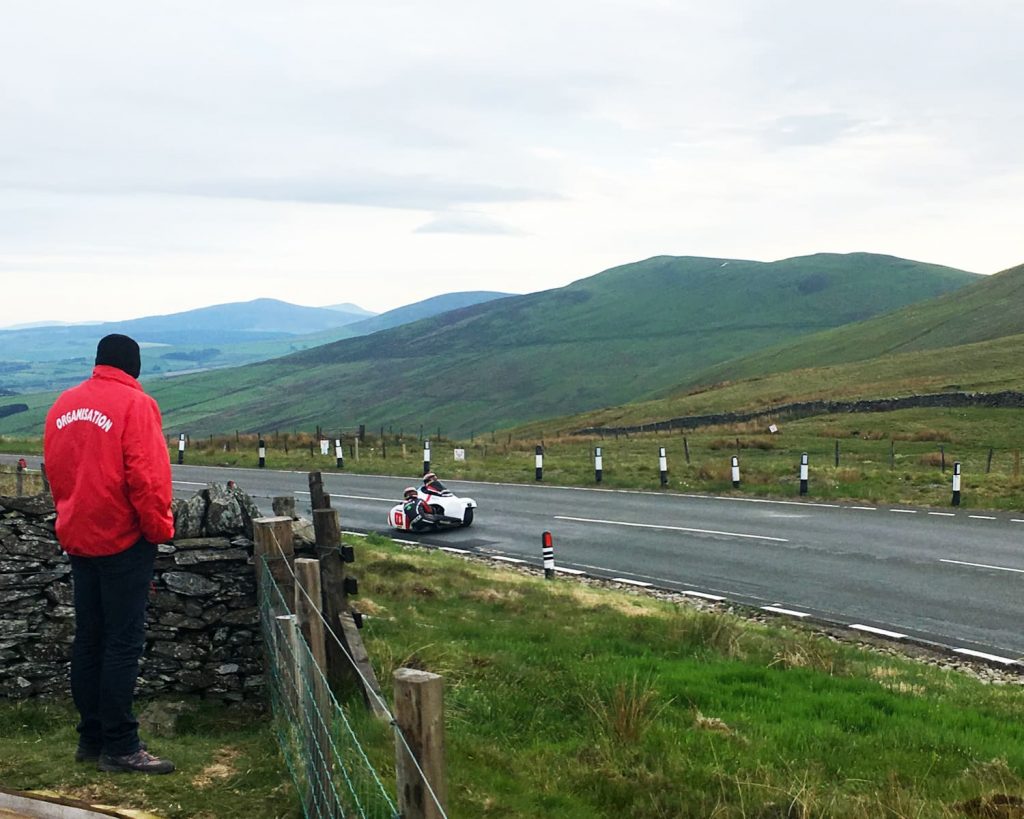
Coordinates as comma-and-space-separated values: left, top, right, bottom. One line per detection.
2, 0, 1023, 325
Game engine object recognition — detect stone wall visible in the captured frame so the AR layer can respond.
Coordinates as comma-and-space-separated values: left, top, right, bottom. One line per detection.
573, 390, 1024, 436
0, 484, 271, 701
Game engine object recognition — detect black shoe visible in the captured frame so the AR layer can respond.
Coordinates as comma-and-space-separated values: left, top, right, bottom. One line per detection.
77, 739, 146, 763
98, 748, 175, 775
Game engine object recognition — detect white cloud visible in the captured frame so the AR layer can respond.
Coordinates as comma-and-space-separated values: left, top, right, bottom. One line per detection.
1, 0, 1022, 323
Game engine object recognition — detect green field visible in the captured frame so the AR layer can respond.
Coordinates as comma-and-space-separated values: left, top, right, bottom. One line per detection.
6, 404, 1018, 510
0, 252, 974, 439
2, 535, 1021, 818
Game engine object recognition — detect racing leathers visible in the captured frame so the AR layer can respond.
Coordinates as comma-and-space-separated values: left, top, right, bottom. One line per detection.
421, 477, 448, 497
403, 495, 439, 531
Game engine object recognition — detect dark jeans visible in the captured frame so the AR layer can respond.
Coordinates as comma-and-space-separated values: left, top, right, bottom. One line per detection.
69, 539, 156, 756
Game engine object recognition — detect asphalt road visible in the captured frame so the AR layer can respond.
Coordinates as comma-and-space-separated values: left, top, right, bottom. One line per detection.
5, 454, 1022, 665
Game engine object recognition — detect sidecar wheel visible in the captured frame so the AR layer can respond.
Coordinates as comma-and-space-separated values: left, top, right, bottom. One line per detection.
461, 507, 474, 527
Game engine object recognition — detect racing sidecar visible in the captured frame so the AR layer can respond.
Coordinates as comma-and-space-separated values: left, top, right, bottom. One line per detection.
387, 486, 477, 531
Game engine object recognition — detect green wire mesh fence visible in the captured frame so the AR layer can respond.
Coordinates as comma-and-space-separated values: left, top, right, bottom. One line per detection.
258, 555, 400, 819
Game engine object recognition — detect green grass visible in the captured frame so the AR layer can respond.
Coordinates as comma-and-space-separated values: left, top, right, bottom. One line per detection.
0, 699, 298, 818
355, 536, 1024, 816
10, 405, 1009, 510
0, 253, 975, 438
2, 537, 1021, 817
690, 260, 1024, 388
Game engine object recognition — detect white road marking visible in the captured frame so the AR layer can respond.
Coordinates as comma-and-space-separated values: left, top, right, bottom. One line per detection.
611, 578, 653, 587
850, 506, 877, 511
172, 480, 207, 486
439, 546, 470, 554
681, 590, 726, 601
554, 515, 788, 542
940, 558, 1024, 574
953, 648, 1019, 666
850, 624, 908, 639
555, 567, 587, 576
761, 606, 810, 618
299, 490, 398, 503
928, 512, 956, 517
492, 556, 527, 564
969, 515, 997, 520
890, 509, 917, 514
711, 496, 841, 509
1012, 519, 1024, 524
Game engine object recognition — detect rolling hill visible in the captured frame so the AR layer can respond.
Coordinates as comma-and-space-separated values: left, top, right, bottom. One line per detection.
684, 260, 1024, 390
116, 253, 978, 437
517, 260, 1024, 437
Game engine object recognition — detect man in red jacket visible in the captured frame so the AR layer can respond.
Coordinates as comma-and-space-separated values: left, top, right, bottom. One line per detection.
44, 334, 176, 775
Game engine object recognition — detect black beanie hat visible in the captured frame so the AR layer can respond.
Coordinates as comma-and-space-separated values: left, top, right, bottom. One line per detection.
96, 334, 141, 379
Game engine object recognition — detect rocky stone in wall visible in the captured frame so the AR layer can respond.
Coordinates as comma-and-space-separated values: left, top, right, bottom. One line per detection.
0, 485, 266, 702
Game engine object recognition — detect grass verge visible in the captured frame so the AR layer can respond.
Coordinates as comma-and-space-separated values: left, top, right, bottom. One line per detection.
1, 535, 1022, 817
7, 407, 1015, 509
0, 700, 298, 818
355, 535, 1023, 817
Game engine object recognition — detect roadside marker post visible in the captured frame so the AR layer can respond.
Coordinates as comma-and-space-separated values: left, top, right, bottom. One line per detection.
258, 437, 266, 469
335, 438, 344, 469
423, 440, 431, 475
952, 461, 962, 506
177, 433, 185, 465
799, 452, 809, 496
594, 447, 603, 483
659, 447, 668, 487
731, 456, 740, 489
542, 531, 555, 580
535, 445, 544, 481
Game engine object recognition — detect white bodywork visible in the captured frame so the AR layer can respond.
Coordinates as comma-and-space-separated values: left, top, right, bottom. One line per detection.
387, 488, 477, 530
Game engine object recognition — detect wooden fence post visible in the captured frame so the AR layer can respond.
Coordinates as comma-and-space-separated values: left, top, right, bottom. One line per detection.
274, 614, 301, 740
295, 558, 336, 817
253, 517, 296, 611
309, 474, 387, 717
394, 668, 447, 819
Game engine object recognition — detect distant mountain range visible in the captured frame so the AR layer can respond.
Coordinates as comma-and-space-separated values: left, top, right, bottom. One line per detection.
0, 292, 510, 395
99, 252, 979, 438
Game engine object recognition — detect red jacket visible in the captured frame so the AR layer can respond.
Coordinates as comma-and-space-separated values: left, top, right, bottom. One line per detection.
44, 365, 174, 556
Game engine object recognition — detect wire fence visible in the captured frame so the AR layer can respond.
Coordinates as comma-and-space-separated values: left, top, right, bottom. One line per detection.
258, 555, 399, 819
258, 545, 449, 819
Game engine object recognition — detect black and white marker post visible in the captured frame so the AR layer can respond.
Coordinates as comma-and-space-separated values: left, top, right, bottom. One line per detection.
177, 433, 185, 465
335, 438, 344, 469
535, 445, 544, 481
542, 531, 555, 580
731, 455, 741, 488
258, 437, 266, 469
799, 452, 809, 496
952, 461, 962, 506
594, 447, 603, 483
658, 447, 668, 487
422, 440, 431, 475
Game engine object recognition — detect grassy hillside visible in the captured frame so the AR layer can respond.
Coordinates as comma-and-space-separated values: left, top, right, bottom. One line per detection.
512, 330, 1024, 441
686, 260, 1024, 390
18, 252, 967, 438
